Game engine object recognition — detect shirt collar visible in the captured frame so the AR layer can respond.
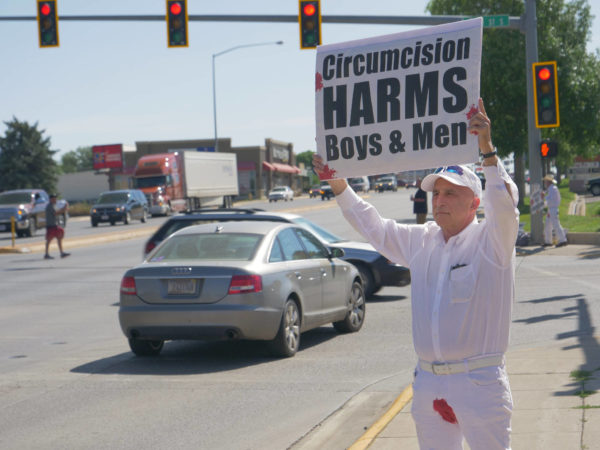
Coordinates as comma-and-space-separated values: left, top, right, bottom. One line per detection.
435, 215, 479, 247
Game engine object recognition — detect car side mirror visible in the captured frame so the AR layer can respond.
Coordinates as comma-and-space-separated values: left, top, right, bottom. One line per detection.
329, 247, 345, 258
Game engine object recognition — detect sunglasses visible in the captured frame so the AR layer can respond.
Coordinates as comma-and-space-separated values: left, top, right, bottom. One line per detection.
434, 166, 464, 176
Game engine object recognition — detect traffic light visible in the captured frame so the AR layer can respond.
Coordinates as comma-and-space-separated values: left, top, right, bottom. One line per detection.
166, 0, 188, 48
540, 140, 558, 159
532, 61, 559, 128
37, 1, 59, 48
299, 0, 321, 49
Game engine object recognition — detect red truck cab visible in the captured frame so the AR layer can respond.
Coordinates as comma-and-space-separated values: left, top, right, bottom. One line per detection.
133, 153, 185, 215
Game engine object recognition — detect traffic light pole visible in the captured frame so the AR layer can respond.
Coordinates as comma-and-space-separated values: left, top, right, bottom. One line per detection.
523, 0, 544, 244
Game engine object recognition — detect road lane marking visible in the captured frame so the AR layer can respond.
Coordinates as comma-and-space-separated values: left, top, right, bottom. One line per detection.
348, 384, 413, 450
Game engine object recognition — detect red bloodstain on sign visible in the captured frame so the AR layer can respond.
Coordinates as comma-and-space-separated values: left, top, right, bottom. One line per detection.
318, 164, 337, 180
315, 72, 323, 92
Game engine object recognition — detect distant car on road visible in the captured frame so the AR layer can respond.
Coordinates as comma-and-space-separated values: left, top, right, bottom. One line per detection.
120, 221, 365, 357
268, 186, 294, 202
90, 189, 149, 226
308, 185, 321, 198
142, 208, 411, 297
320, 183, 335, 200
348, 176, 370, 193
0, 189, 68, 237
374, 176, 398, 192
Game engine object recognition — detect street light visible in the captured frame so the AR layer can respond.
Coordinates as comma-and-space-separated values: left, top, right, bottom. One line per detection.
212, 40, 283, 152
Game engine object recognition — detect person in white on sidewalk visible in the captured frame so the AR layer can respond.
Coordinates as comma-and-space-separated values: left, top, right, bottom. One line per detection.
313, 99, 519, 450
542, 174, 568, 247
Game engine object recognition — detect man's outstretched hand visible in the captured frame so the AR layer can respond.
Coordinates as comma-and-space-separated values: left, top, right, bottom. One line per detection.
312, 154, 348, 196
468, 98, 494, 155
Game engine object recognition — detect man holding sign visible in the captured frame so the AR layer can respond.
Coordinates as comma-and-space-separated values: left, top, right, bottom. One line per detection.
314, 98, 519, 449
313, 19, 518, 448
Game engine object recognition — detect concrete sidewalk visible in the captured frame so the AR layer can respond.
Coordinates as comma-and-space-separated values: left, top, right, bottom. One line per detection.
354, 335, 600, 450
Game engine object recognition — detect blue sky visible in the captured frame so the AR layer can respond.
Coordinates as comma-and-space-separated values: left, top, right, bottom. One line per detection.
1, 0, 599, 161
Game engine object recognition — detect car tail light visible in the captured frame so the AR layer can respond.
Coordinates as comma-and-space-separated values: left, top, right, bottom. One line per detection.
144, 241, 157, 255
228, 275, 262, 294
120, 276, 137, 295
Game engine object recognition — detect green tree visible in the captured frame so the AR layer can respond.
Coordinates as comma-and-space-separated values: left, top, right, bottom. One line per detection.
295, 150, 319, 185
60, 146, 93, 173
0, 118, 59, 192
426, 0, 600, 197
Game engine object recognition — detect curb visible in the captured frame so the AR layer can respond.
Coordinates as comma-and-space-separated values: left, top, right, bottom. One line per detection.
0, 246, 30, 254
348, 385, 414, 450
566, 232, 600, 245
0, 226, 157, 255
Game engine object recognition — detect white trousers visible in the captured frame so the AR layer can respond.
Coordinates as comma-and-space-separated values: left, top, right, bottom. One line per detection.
411, 364, 513, 450
544, 207, 567, 244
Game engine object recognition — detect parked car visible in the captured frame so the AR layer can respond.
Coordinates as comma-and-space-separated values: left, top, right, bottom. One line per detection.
268, 186, 294, 202
586, 177, 600, 196
0, 189, 68, 237
348, 176, 370, 193
374, 176, 398, 192
120, 221, 365, 357
142, 208, 411, 297
90, 189, 149, 226
320, 183, 335, 200
308, 185, 321, 198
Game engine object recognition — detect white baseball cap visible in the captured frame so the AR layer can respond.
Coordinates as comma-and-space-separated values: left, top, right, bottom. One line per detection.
421, 165, 482, 198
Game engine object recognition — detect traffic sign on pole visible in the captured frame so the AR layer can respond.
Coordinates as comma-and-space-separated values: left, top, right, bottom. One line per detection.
483, 15, 509, 27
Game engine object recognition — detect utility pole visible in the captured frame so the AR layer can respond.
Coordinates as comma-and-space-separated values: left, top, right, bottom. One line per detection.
523, 0, 544, 244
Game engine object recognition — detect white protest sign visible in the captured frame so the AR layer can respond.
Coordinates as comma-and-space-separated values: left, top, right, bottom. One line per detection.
315, 18, 483, 180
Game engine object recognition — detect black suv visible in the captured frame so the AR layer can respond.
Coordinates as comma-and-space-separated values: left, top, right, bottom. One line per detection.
143, 208, 410, 297
90, 189, 149, 226
319, 183, 335, 200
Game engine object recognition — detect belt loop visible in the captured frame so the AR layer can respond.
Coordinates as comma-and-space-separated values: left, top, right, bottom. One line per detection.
463, 359, 469, 374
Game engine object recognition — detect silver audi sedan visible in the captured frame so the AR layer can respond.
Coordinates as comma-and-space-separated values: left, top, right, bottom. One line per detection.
119, 221, 365, 358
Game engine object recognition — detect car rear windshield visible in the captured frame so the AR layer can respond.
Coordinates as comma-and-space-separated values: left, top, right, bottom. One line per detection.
0, 192, 32, 204
291, 217, 345, 244
97, 193, 129, 204
149, 233, 263, 262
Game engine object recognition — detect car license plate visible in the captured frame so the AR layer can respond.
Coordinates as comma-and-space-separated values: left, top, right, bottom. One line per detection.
101, 215, 109, 220
168, 279, 197, 295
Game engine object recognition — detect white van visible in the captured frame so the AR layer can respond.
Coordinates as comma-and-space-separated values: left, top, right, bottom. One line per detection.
348, 176, 370, 193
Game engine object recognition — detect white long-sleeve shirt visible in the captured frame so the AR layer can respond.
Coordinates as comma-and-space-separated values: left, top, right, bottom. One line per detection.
336, 163, 519, 363
545, 183, 561, 209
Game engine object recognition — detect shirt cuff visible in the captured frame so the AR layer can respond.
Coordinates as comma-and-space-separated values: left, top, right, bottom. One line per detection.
482, 160, 512, 186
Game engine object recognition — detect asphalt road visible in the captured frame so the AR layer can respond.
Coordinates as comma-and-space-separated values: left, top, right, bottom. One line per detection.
1, 190, 599, 450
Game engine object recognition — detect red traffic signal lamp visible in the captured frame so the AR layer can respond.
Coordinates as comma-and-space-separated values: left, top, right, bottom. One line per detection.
166, 0, 188, 48
532, 61, 559, 128
299, 0, 321, 49
540, 139, 558, 159
37, 1, 59, 48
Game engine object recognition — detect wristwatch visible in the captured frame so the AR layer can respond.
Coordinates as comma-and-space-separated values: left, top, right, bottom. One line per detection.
481, 147, 497, 159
